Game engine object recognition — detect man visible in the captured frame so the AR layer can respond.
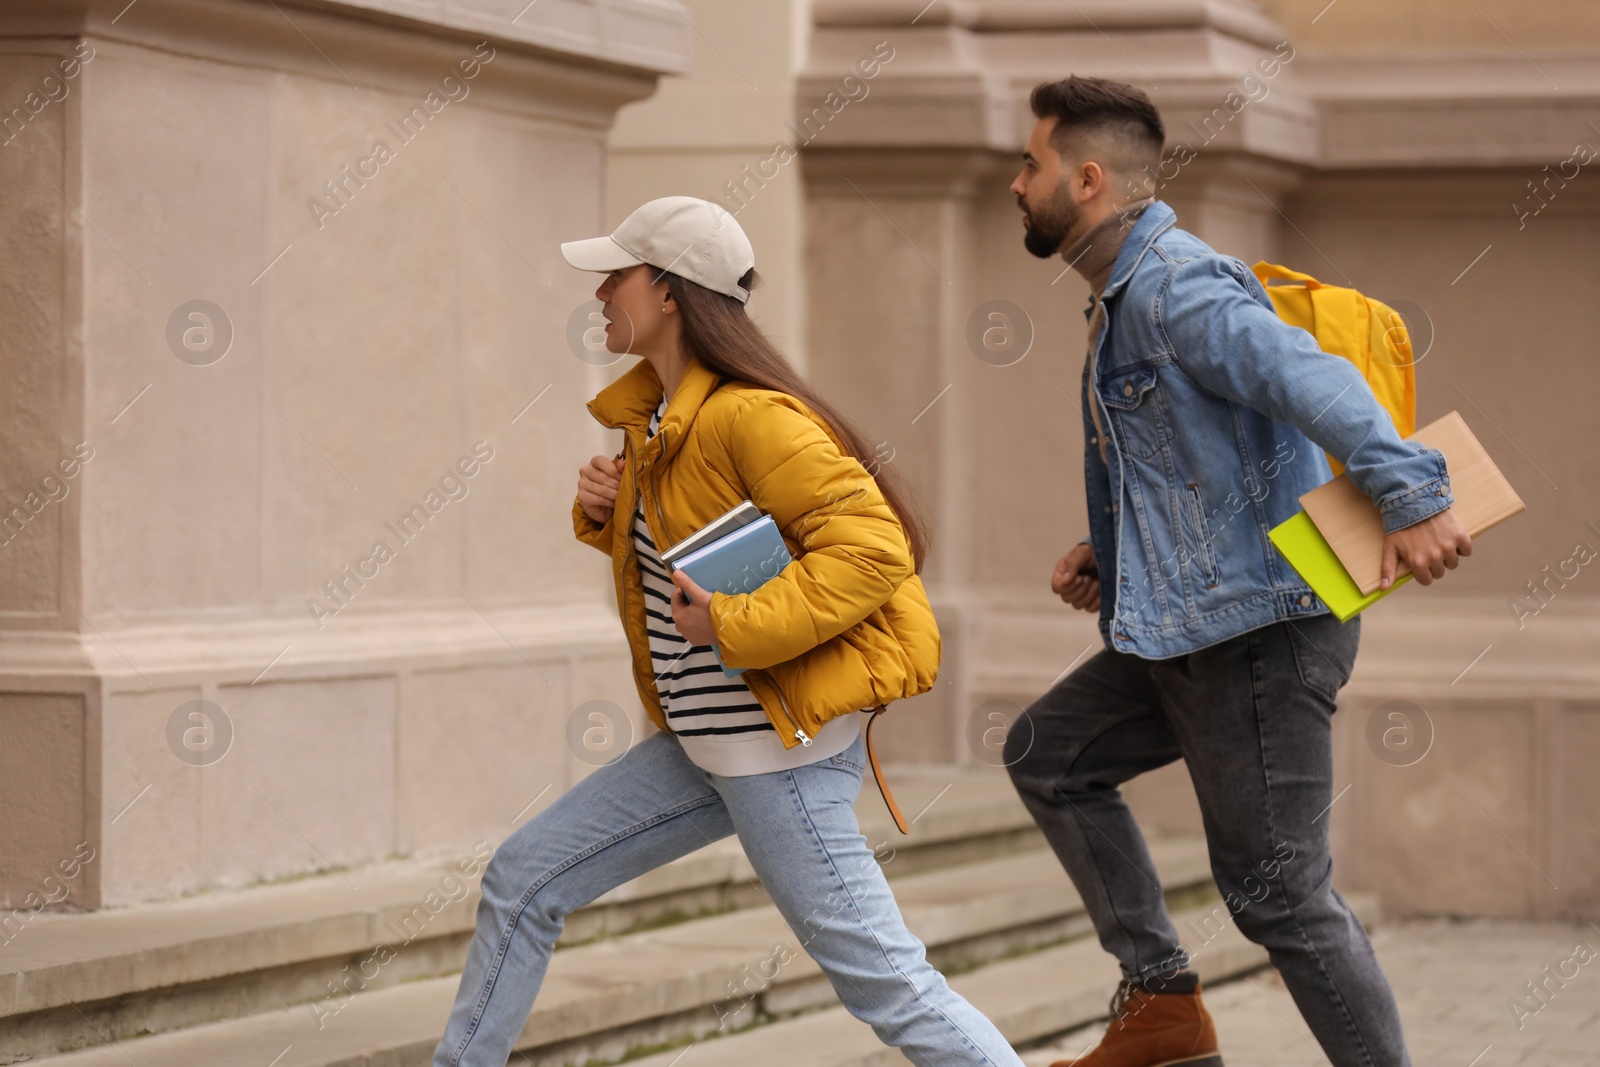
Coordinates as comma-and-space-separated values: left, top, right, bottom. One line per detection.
1002, 75, 1470, 1067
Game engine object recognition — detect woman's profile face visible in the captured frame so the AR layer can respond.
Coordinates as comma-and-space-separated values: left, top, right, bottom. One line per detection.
594, 264, 672, 355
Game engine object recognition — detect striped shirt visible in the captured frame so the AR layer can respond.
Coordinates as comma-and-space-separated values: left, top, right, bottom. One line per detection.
635, 393, 861, 776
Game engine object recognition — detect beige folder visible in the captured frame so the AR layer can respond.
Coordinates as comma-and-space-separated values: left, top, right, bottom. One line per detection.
1298, 410, 1526, 595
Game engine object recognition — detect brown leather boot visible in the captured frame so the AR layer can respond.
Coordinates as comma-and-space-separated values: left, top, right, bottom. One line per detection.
1049, 974, 1222, 1067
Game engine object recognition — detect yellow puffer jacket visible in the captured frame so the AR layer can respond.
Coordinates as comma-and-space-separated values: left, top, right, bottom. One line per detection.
571, 353, 940, 749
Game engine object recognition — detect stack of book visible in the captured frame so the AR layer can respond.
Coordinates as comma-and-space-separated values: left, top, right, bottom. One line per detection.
661, 501, 793, 676
1268, 410, 1525, 620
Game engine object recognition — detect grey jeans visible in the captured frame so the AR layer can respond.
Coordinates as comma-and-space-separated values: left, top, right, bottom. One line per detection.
1005, 612, 1411, 1067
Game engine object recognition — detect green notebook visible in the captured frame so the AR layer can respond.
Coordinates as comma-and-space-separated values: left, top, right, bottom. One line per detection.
1268, 511, 1412, 622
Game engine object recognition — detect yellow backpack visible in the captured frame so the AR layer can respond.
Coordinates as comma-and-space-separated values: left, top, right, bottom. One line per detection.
1251, 262, 1417, 477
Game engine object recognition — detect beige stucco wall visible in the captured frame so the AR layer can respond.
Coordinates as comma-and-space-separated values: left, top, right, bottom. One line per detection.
1261, 0, 1600, 51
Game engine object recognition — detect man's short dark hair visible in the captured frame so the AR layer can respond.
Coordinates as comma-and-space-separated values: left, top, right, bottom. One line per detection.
1029, 76, 1165, 175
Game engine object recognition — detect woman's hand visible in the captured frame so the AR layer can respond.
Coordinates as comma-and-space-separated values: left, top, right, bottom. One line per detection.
578, 454, 625, 524
669, 569, 717, 646
1051, 542, 1101, 612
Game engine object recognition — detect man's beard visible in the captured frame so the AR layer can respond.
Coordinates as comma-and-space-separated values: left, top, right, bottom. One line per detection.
1021, 186, 1081, 259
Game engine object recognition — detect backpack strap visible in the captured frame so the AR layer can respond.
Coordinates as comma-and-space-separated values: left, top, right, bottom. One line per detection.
1252, 260, 1323, 289
865, 705, 909, 835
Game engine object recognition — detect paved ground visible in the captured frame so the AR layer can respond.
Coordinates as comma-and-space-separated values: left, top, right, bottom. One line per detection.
1024, 919, 1600, 1067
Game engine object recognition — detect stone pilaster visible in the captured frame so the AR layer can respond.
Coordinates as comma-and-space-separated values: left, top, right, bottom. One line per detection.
0, 0, 689, 908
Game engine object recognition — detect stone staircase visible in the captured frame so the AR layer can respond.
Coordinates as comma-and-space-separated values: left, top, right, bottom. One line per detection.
1, 765, 1377, 1066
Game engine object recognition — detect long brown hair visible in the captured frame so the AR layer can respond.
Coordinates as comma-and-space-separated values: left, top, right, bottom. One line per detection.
663, 268, 932, 575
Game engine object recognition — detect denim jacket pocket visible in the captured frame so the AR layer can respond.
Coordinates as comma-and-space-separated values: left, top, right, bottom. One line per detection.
1097, 364, 1168, 461
1180, 482, 1221, 589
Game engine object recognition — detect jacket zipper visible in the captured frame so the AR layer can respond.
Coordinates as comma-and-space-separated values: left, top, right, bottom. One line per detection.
756, 668, 812, 747
620, 436, 661, 721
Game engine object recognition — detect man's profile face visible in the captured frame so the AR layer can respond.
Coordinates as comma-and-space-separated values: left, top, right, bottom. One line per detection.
1010, 117, 1082, 259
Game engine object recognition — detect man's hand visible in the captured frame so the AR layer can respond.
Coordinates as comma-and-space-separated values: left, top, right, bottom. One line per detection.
1380, 507, 1472, 589
669, 569, 717, 646
578, 454, 626, 525
1051, 542, 1101, 612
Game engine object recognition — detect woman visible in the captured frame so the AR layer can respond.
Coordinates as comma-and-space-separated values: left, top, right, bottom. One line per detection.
432, 196, 1025, 1067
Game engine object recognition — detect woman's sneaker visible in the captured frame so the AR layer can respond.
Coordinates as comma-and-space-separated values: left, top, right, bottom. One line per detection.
1048, 972, 1223, 1067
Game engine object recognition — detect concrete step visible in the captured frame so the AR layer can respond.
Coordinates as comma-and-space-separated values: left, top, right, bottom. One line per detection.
24, 836, 1221, 1066
0, 764, 1046, 1062
621, 894, 1385, 1067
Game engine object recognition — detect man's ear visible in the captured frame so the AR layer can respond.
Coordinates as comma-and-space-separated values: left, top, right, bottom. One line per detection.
1076, 158, 1107, 200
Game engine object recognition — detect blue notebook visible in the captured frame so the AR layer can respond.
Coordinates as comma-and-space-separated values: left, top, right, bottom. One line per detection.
669, 514, 792, 676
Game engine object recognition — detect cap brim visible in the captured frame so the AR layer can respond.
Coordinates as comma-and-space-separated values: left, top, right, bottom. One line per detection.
560, 235, 645, 273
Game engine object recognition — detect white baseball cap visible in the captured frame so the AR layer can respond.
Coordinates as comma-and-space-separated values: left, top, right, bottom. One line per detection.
560, 196, 755, 303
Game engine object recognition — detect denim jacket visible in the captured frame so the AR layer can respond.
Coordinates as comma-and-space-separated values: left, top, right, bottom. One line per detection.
1078, 200, 1453, 659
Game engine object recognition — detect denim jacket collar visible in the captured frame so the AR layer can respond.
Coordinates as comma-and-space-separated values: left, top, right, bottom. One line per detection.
1098, 200, 1178, 302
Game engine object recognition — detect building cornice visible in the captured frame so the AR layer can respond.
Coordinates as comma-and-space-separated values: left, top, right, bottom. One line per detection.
0, 0, 691, 121
802, 3, 1600, 170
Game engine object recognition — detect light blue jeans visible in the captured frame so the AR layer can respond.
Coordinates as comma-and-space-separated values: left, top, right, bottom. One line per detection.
433, 728, 1025, 1067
